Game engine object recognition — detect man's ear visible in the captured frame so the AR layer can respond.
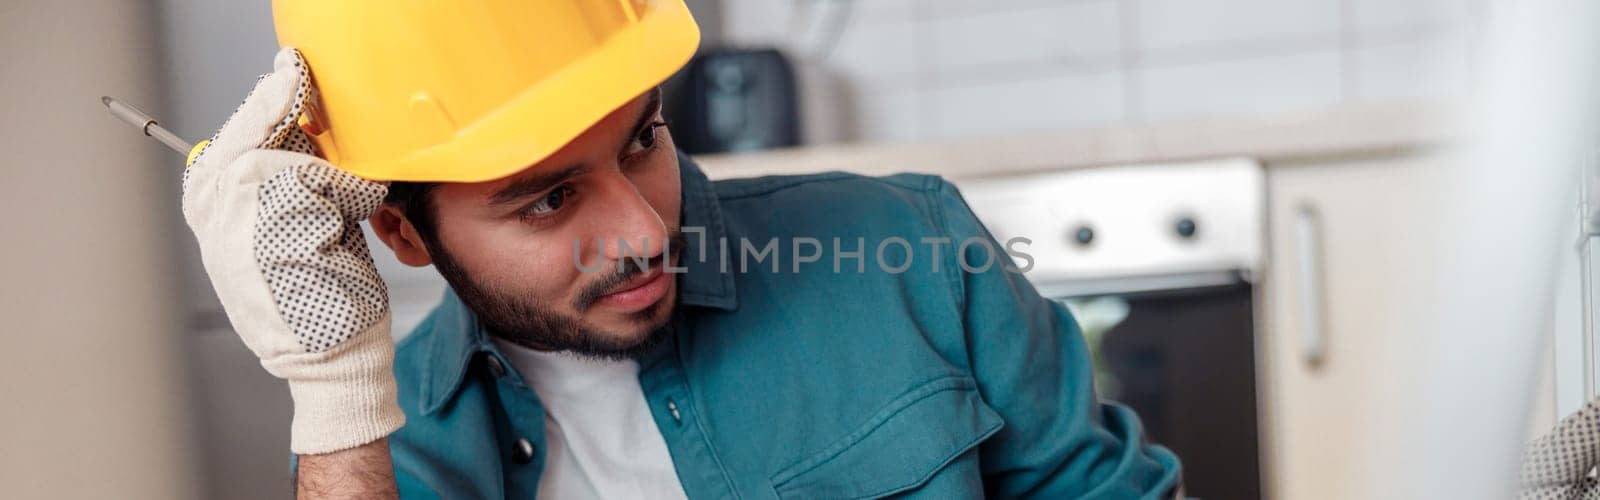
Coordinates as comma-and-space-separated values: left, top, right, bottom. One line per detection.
369, 204, 434, 267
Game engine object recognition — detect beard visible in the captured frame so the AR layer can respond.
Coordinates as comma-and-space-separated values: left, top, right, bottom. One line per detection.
428, 231, 686, 361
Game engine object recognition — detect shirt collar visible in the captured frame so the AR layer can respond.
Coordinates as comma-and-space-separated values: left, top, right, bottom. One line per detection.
421, 152, 736, 414
674, 152, 737, 311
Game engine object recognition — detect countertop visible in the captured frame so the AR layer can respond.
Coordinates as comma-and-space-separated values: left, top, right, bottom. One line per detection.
695, 100, 1460, 181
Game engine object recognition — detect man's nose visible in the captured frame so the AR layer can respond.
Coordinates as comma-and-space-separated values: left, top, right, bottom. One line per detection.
594, 174, 668, 263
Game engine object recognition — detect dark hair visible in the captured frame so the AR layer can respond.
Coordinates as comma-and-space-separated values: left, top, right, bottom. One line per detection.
384, 181, 441, 244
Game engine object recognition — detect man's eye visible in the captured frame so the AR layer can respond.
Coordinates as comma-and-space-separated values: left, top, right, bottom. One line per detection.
523, 186, 573, 217
626, 122, 666, 156
637, 124, 657, 149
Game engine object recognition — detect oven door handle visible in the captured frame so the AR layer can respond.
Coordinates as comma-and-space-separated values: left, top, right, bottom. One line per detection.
1294, 205, 1327, 368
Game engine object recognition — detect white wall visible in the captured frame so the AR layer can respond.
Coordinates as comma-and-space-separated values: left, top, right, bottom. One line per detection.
1, 1, 197, 498
721, 0, 1481, 143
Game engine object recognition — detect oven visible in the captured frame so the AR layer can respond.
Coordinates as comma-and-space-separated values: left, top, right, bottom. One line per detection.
956, 158, 1265, 500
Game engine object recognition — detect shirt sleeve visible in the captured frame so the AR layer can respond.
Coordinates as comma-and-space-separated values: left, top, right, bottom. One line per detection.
930, 179, 1183, 499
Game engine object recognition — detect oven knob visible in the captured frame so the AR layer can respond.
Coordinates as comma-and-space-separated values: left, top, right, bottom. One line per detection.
1175, 216, 1198, 240
1071, 225, 1095, 247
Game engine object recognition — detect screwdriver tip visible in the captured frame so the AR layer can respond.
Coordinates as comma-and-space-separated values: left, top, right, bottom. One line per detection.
100, 95, 113, 107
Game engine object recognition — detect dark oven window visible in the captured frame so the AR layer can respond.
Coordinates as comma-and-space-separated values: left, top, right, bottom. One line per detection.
1063, 282, 1261, 500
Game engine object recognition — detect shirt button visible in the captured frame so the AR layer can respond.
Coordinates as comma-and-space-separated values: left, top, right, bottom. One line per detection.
485, 355, 506, 378
667, 398, 682, 424
511, 438, 534, 465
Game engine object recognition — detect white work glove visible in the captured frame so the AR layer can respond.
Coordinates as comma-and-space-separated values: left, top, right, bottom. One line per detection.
182, 48, 404, 455
1520, 397, 1600, 499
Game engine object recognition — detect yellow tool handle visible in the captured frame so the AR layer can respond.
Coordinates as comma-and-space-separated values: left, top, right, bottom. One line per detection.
186, 140, 210, 167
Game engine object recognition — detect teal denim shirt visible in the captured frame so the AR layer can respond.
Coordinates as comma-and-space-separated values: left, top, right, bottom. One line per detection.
384, 155, 1181, 499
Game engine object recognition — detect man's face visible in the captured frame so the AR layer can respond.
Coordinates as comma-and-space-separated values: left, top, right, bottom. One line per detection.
407, 91, 683, 359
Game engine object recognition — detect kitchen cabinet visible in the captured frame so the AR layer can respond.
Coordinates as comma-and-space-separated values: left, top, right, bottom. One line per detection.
1260, 145, 1567, 498
1260, 150, 1464, 499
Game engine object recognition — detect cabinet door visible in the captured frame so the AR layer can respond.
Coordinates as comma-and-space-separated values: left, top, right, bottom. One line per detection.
1260, 152, 1454, 500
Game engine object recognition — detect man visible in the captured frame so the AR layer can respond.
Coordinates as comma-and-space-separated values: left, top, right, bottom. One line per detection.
182, 1, 1180, 498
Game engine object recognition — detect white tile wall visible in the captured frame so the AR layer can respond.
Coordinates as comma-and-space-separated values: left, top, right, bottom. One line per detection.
716, 0, 1479, 144
1351, 37, 1472, 101
721, 0, 801, 47
927, 1, 1120, 76
828, 16, 919, 84
931, 71, 1125, 139
851, 85, 926, 143
1140, 50, 1343, 121
1136, 0, 1341, 52
1350, 0, 1474, 33
851, 0, 918, 19
925, 0, 1093, 18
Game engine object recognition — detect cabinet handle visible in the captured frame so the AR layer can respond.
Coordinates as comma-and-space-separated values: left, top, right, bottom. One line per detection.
1294, 205, 1327, 368
1581, 200, 1598, 399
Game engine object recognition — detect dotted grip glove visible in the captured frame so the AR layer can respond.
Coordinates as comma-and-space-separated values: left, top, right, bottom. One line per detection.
182, 48, 404, 455
1519, 397, 1600, 499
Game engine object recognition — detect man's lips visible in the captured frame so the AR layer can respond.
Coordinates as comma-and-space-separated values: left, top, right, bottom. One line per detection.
594, 266, 669, 312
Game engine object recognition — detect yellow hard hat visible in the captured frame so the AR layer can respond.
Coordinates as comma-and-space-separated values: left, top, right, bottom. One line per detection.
271, 0, 701, 182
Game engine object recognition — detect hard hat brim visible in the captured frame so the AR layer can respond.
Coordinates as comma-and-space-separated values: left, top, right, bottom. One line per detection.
330, 1, 701, 183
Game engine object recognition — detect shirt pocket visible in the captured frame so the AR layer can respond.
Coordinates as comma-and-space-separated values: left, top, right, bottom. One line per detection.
768, 375, 1004, 499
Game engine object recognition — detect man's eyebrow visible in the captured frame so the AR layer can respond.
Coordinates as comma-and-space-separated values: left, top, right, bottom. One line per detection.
617, 88, 663, 153
488, 163, 590, 206
489, 90, 658, 207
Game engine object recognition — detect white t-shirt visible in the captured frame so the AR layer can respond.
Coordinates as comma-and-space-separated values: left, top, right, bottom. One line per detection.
492, 339, 689, 500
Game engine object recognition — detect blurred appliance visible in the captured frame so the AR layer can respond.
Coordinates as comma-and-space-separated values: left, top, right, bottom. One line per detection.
664, 47, 801, 154
956, 158, 1265, 500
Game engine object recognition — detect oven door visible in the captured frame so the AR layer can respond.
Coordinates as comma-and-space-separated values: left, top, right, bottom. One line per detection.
1059, 281, 1260, 500
957, 158, 1265, 500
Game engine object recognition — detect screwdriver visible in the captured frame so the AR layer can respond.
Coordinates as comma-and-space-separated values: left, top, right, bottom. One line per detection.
101, 96, 206, 162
